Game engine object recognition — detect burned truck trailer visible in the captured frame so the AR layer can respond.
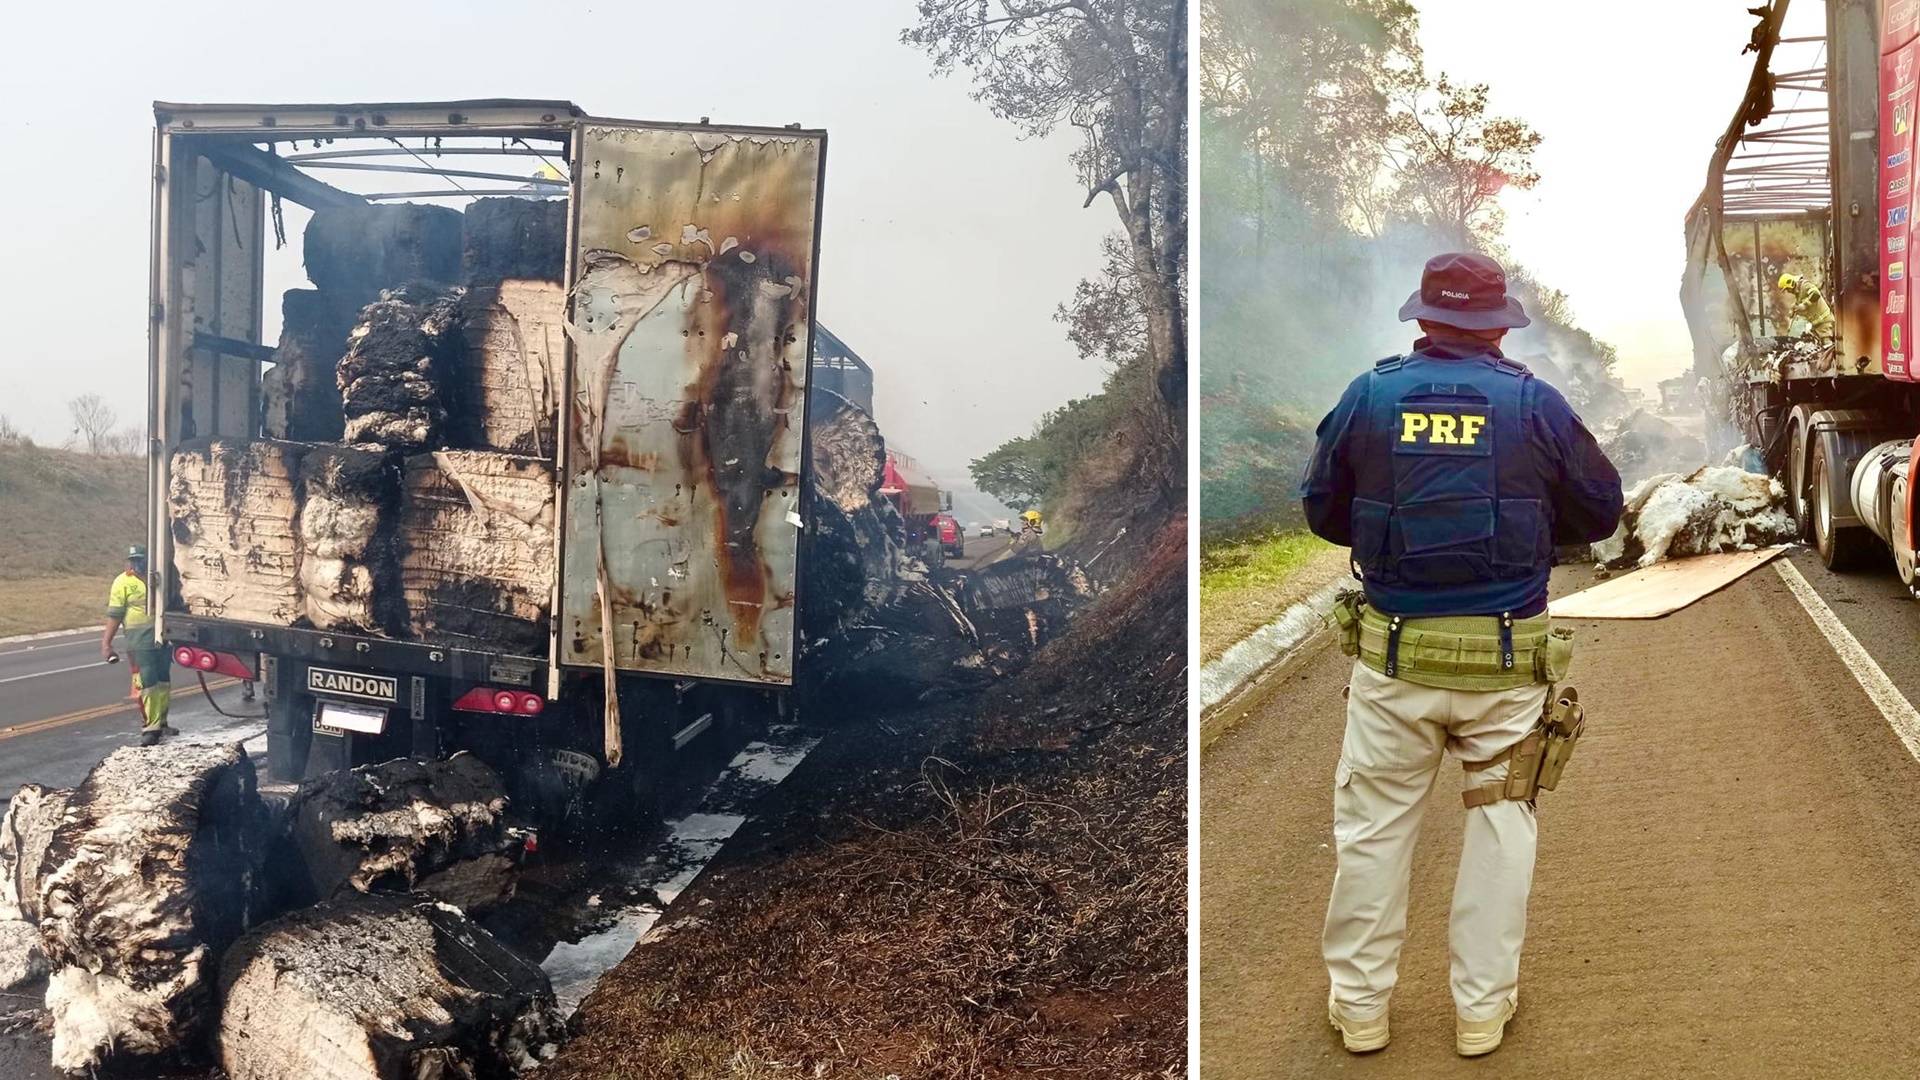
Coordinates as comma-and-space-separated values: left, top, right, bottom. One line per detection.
1687, 1, 1920, 580
145, 101, 827, 811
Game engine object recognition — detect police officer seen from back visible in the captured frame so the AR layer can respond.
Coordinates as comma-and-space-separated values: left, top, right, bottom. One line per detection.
1300, 252, 1623, 1057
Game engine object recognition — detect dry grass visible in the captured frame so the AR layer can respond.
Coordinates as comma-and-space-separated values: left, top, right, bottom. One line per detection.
0, 443, 144, 582
0, 576, 105, 637
1198, 531, 1343, 662
545, 521, 1189, 1080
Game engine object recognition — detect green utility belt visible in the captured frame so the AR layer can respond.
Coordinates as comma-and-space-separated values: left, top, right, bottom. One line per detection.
1331, 592, 1573, 690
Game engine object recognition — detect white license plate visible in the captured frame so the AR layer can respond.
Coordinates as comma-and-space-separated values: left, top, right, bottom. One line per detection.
313, 701, 388, 737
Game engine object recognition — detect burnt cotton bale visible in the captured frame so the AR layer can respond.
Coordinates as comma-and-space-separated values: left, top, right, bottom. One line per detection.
38, 742, 269, 1075
217, 894, 562, 1080
168, 439, 304, 626
299, 444, 404, 635
338, 286, 467, 450
261, 289, 358, 442
451, 280, 565, 455
398, 451, 555, 653
461, 197, 566, 285
304, 203, 462, 297
0, 783, 71, 925
276, 753, 519, 912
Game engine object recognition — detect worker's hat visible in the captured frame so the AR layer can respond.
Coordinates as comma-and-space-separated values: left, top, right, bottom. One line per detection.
1397, 252, 1530, 331
1778, 272, 1800, 289
127, 545, 147, 562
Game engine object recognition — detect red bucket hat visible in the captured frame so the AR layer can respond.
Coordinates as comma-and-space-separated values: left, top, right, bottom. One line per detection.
1397, 252, 1531, 331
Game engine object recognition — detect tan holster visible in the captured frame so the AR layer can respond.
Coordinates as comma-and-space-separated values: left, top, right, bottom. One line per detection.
1462, 687, 1585, 808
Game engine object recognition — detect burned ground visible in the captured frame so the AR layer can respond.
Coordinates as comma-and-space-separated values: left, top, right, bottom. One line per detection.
542, 518, 1187, 1080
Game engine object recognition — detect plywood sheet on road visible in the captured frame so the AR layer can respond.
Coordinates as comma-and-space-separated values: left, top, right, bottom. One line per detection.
1548, 546, 1790, 620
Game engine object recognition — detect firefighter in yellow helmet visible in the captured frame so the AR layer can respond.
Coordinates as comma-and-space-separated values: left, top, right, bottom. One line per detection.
1020, 509, 1044, 536
1777, 272, 1836, 346
101, 545, 173, 745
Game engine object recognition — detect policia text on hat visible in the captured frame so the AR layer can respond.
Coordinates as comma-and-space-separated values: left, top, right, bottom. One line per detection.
1299, 252, 1624, 1057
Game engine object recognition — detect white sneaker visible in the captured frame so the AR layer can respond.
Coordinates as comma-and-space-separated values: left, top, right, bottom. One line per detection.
1327, 993, 1389, 1053
1456, 989, 1519, 1057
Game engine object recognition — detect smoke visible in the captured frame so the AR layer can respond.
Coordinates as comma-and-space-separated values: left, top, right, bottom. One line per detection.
1199, 172, 1629, 540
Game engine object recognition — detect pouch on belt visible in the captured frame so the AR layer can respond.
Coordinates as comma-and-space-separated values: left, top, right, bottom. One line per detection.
1354, 607, 1561, 691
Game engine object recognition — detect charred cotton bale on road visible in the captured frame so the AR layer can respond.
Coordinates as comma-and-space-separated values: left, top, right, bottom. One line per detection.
299, 445, 403, 635
451, 280, 565, 455
217, 893, 562, 1080
1593, 466, 1797, 569
0, 785, 71, 990
38, 743, 268, 1075
304, 203, 462, 298
277, 753, 520, 913
260, 289, 359, 443
399, 451, 555, 653
168, 439, 304, 626
0, 784, 70, 925
461, 197, 566, 285
338, 287, 467, 450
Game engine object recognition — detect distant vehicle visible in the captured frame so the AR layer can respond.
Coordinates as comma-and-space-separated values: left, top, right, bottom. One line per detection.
992, 518, 1012, 535
934, 513, 965, 558
976, 522, 995, 538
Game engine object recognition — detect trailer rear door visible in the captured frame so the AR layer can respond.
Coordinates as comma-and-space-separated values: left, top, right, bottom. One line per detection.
560, 120, 825, 686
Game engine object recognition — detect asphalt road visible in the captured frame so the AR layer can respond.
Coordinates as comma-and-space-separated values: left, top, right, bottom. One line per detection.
0, 628, 263, 802
1201, 548, 1920, 1078
947, 530, 1016, 570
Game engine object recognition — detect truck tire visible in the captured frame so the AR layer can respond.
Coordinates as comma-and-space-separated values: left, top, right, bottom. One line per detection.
1813, 440, 1879, 572
1789, 422, 1815, 543
1894, 472, 1920, 598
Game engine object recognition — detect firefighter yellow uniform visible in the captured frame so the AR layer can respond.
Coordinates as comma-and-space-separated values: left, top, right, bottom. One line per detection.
1778, 272, 1836, 345
106, 565, 169, 738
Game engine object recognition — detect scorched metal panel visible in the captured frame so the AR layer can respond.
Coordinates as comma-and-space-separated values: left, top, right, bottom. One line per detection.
562, 122, 824, 684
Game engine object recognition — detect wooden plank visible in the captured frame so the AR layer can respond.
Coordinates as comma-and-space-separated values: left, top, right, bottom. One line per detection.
1550, 546, 1791, 620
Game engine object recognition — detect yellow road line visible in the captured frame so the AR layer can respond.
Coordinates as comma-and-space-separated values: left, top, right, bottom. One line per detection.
0, 677, 239, 743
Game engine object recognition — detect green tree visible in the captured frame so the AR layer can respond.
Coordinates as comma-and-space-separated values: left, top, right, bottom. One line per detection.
970, 436, 1046, 510
1383, 74, 1542, 246
904, 0, 1188, 427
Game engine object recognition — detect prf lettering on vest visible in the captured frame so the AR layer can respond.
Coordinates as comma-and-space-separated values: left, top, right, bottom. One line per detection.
1400, 411, 1487, 445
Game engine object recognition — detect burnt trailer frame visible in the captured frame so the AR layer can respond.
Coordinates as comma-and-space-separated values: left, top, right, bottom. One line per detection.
146, 100, 828, 782
149, 101, 584, 701
1687, 1, 1920, 556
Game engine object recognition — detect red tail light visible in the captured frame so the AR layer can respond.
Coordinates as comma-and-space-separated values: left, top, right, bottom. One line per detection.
453, 687, 546, 716
170, 646, 254, 680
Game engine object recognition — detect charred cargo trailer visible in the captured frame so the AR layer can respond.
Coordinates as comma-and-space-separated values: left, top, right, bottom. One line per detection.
1684, 0, 1920, 578
146, 100, 826, 816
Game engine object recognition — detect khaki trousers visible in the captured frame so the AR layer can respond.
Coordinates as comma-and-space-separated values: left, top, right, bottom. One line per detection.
1323, 660, 1548, 1022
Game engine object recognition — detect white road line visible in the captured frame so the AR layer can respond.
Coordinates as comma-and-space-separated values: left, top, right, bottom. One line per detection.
0, 661, 107, 685
0, 639, 95, 659
1776, 560, 1920, 762
0, 625, 96, 648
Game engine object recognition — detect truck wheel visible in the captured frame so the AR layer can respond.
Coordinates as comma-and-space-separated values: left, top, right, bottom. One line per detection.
1813, 440, 1879, 572
1789, 423, 1814, 543
1894, 473, 1920, 597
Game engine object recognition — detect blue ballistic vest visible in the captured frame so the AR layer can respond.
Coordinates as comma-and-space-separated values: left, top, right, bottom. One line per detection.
1347, 351, 1552, 617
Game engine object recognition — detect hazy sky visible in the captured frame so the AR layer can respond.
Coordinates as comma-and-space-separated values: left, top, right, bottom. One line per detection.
0, 0, 1113, 480
1418, 0, 1813, 392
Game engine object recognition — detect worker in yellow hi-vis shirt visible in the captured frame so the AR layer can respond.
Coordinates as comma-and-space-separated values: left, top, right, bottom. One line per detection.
101, 545, 173, 746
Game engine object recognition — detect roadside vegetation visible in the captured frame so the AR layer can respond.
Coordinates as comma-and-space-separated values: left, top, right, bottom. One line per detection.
0, 439, 144, 636
1199, 529, 1339, 661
